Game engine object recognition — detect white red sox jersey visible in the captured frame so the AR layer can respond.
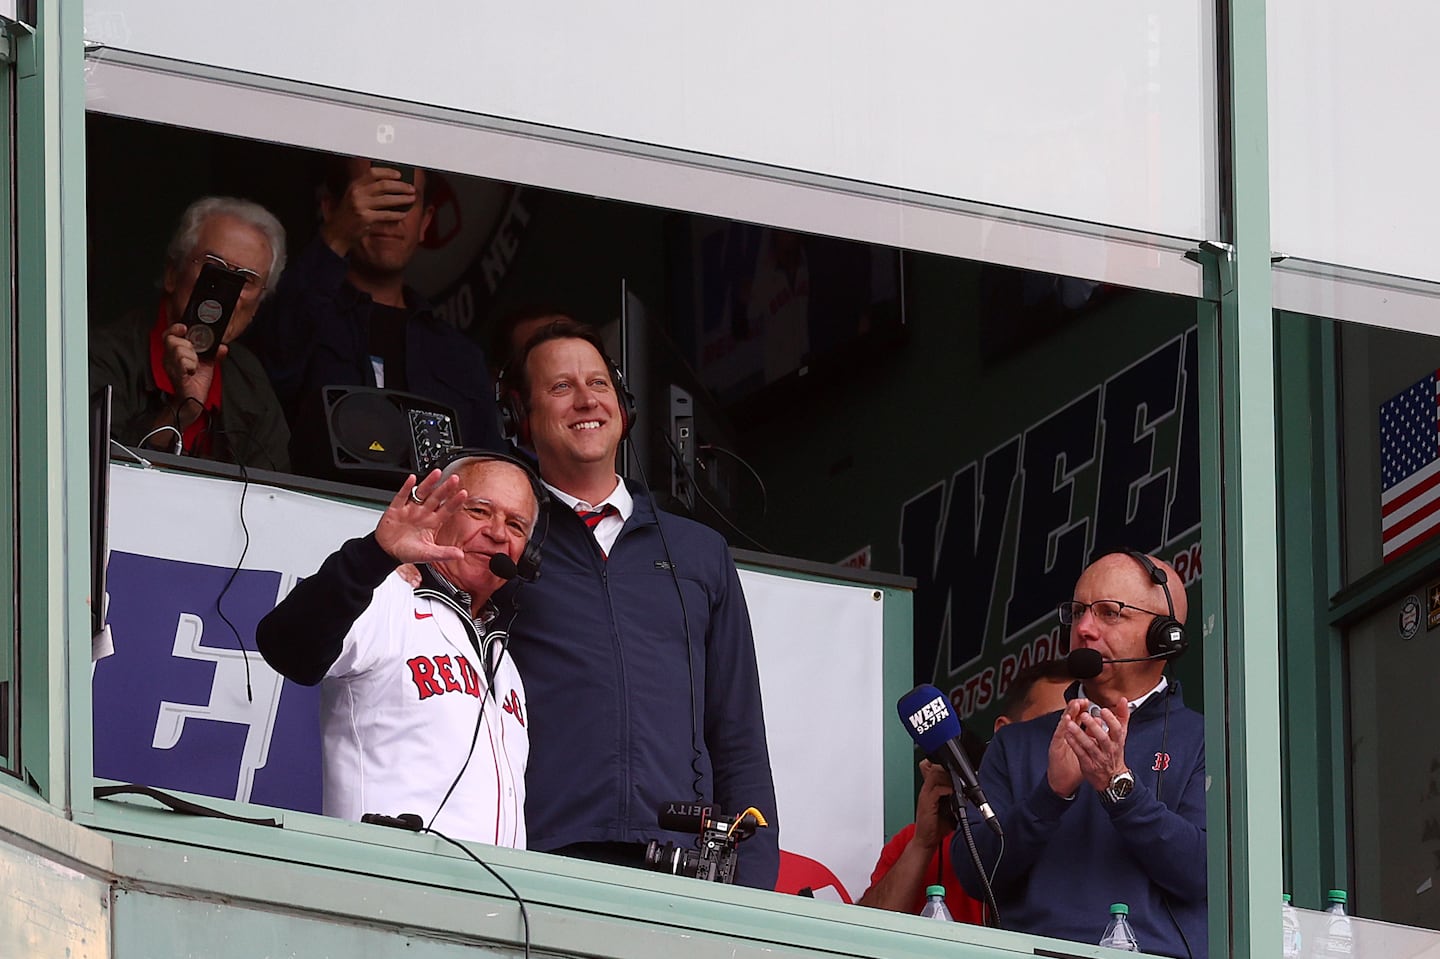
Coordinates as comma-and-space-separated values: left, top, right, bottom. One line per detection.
320, 571, 528, 847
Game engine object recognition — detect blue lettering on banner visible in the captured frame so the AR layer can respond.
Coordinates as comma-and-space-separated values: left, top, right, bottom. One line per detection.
93, 551, 321, 813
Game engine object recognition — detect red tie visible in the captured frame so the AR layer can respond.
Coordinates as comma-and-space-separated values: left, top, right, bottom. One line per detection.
576, 504, 619, 557
575, 504, 619, 530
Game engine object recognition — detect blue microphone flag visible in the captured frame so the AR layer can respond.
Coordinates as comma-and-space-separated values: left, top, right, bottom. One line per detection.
897, 683, 963, 755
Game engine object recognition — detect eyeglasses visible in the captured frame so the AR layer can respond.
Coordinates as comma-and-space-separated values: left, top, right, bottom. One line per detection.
195, 253, 265, 294
1057, 599, 1168, 627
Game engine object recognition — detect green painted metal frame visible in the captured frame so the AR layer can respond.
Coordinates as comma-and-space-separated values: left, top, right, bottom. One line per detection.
0, 24, 16, 776
1273, 313, 1349, 909
1204, 0, 1287, 956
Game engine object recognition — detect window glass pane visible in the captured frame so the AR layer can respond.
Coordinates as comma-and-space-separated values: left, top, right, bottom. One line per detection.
86, 100, 1210, 954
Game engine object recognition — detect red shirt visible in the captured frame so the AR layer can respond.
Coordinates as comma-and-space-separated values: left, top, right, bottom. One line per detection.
865, 823, 986, 923
148, 304, 223, 455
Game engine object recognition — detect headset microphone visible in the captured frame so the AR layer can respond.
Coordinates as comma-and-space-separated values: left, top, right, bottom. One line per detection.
1065, 647, 1174, 680
489, 553, 520, 581
897, 684, 1002, 836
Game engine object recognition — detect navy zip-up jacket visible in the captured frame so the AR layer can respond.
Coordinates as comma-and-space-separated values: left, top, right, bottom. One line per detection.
953, 680, 1206, 959
508, 482, 780, 888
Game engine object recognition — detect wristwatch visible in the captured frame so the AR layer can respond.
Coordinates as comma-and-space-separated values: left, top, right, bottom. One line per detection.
1102, 770, 1135, 805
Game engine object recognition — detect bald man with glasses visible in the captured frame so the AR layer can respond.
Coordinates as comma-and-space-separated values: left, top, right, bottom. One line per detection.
952, 551, 1207, 959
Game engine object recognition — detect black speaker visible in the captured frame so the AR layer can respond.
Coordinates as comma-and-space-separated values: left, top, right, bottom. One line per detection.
1125, 550, 1188, 659
323, 386, 460, 481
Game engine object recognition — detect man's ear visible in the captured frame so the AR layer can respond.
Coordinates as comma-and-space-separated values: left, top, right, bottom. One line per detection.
419, 203, 436, 245
992, 715, 1011, 734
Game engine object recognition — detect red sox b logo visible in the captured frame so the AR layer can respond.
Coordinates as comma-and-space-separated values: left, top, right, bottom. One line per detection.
502, 689, 525, 727
1152, 752, 1171, 771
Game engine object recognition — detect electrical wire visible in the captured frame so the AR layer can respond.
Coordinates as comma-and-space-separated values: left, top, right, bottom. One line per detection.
135, 424, 182, 454
958, 806, 1003, 928
422, 825, 531, 959
697, 443, 768, 517
213, 459, 254, 701
625, 448, 705, 806
659, 431, 770, 553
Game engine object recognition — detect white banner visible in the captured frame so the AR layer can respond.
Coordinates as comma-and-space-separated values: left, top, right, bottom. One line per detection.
97, 464, 885, 900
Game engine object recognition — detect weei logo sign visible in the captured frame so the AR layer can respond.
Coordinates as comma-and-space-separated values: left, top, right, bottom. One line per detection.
899, 328, 1203, 718
906, 695, 952, 736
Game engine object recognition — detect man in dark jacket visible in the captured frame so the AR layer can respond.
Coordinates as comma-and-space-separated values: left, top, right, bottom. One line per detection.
248, 158, 503, 479
90, 196, 291, 471
504, 318, 780, 889
952, 552, 1206, 959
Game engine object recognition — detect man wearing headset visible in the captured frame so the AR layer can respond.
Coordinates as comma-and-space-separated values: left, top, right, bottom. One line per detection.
952, 552, 1206, 959
256, 454, 541, 846
501, 318, 780, 890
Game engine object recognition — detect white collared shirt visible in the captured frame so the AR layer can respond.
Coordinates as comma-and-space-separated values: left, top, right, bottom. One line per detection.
1080, 675, 1169, 712
545, 475, 633, 557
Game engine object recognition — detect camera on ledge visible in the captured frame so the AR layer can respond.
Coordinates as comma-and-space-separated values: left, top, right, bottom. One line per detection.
642, 801, 768, 885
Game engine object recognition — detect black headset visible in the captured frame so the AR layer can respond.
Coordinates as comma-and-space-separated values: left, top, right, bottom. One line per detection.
494, 324, 637, 448
1124, 549, 1188, 659
440, 449, 549, 581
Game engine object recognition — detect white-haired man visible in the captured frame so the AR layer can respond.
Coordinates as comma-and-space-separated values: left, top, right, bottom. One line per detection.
89, 195, 290, 470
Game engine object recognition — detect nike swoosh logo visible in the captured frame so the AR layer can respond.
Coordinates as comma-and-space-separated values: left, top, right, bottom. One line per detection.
413, 610, 433, 620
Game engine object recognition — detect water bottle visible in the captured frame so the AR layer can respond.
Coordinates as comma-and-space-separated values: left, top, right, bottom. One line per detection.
919, 884, 953, 921
1282, 894, 1302, 959
1098, 902, 1141, 952
1317, 889, 1353, 958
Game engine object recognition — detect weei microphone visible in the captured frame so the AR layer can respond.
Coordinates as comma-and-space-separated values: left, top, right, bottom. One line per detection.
1065, 647, 1173, 680
896, 684, 1002, 836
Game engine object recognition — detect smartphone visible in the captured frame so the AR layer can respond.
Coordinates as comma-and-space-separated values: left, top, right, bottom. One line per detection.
371, 159, 416, 212
180, 261, 247, 360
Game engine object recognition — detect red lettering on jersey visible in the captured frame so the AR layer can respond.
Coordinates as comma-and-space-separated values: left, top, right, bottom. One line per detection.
502, 689, 525, 726
457, 656, 481, 698
434, 655, 463, 693
1152, 752, 1171, 771
407, 657, 445, 699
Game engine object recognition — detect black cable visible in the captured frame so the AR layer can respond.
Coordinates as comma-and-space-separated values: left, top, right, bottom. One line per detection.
427, 603, 519, 833
425, 491, 550, 837
697, 443, 769, 517
659, 430, 770, 553
957, 806, 1002, 928
422, 825, 531, 959
213, 459, 254, 702
94, 783, 281, 827
625, 448, 705, 805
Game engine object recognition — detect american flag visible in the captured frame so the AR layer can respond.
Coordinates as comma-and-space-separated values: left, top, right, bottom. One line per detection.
1381, 369, 1440, 562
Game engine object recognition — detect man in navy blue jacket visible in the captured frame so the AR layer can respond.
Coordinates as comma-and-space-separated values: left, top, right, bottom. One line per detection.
249, 158, 503, 479
503, 318, 780, 889
953, 552, 1206, 959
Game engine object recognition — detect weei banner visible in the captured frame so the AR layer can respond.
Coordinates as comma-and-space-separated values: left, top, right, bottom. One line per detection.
899, 327, 1204, 722
94, 465, 884, 900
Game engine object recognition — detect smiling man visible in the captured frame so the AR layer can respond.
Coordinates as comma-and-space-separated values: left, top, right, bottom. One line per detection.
89, 196, 290, 469
952, 551, 1206, 958
257, 453, 542, 845
249, 156, 504, 480
503, 318, 780, 889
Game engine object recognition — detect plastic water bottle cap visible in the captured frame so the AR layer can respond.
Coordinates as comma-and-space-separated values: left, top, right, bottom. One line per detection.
1327, 889, 1347, 903
1110, 903, 1130, 915
1283, 894, 1292, 903
925, 885, 946, 898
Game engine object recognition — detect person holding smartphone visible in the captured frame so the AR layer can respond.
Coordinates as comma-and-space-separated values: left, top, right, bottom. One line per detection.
249, 157, 505, 481
89, 196, 291, 470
